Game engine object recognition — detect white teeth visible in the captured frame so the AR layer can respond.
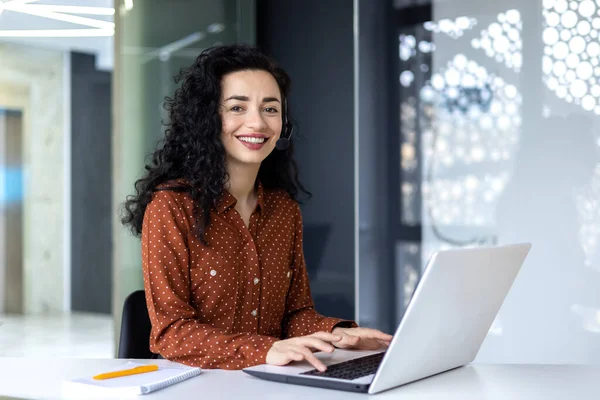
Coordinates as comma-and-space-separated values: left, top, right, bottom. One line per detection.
238, 137, 266, 144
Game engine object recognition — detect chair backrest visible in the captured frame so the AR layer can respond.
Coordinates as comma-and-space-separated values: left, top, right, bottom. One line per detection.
303, 223, 332, 280
117, 290, 155, 359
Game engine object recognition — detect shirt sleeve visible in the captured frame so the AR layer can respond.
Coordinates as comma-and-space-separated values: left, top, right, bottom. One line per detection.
282, 203, 358, 338
142, 190, 277, 369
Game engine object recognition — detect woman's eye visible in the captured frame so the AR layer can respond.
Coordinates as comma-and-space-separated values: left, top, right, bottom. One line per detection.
264, 107, 278, 113
230, 106, 243, 112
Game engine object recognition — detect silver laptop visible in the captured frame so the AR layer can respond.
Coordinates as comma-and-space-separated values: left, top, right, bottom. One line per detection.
244, 243, 531, 394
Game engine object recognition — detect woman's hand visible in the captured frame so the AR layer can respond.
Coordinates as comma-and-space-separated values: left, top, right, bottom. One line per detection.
331, 327, 393, 350
266, 331, 343, 371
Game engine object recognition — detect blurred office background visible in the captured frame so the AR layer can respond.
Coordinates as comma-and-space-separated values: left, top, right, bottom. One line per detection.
0, 0, 599, 365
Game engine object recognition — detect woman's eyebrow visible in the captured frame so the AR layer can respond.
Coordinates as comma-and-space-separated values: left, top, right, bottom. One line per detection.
262, 97, 281, 103
225, 95, 280, 103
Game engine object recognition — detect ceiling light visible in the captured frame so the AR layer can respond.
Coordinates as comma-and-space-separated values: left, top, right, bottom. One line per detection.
0, 0, 36, 18
207, 23, 225, 34
142, 32, 204, 63
0, 28, 113, 37
0, 1, 39, 5
22, 5, 115, 15
2, 3, 114, 29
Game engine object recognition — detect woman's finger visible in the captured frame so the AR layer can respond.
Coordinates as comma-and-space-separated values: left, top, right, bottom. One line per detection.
297, 337, 336, 353
336, 333, 388, 350
287, 349, 304, 362
334, 333, 360, 348
292, 345, 327, 372
352, 328, 393, 341
354, 338, 384, 350
309, 331, 343, 343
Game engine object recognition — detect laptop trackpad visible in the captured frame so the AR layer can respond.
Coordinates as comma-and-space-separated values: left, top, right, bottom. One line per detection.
244, 349, 383, 382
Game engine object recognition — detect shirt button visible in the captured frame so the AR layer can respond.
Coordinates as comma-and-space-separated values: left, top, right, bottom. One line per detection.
253, 277, 260, 285
251, 309, 258, 317
287, 271, 292, 278
210, 269, 217, 277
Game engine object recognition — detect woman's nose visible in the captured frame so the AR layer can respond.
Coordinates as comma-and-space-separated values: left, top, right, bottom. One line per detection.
244, 108, 267, 131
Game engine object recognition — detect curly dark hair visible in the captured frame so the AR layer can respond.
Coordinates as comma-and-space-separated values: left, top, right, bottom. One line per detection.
120, 44, 309, 243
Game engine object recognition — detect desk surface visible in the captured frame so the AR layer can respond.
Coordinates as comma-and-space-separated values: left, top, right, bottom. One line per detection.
1, 357, 599, 399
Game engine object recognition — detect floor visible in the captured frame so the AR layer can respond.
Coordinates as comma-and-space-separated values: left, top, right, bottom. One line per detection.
0, 312, 114, 358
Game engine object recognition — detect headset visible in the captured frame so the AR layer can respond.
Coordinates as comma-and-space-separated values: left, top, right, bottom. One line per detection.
275, 98, 294, 150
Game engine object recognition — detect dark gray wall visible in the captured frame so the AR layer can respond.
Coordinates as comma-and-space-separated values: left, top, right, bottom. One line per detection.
257, 0, 356, 320
357, 0, 395, 333
71, 52, 112, 314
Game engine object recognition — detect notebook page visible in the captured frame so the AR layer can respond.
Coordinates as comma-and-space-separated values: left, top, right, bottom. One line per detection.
63, 362, 201, 396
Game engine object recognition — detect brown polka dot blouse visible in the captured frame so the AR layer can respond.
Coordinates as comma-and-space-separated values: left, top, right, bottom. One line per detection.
142, 181, 355, 370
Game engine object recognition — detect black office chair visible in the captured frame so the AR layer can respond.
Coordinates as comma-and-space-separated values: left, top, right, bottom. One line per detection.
303, 223, 332, 280
117, 290, 156, 359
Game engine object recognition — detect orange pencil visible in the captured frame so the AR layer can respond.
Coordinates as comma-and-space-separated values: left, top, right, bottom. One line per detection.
93, 364, 159, 380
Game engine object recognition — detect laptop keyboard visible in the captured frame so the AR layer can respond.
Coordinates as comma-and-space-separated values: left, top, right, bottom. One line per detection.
300, 352, 385, 381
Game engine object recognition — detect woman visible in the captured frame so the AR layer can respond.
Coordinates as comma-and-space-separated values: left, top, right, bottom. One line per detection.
121, 44, 392, 371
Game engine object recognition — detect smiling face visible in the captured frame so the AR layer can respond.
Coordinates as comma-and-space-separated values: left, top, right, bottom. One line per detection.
220, 69, 283, 168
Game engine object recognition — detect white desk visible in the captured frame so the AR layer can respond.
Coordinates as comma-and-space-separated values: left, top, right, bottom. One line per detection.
1, 357, 598, 399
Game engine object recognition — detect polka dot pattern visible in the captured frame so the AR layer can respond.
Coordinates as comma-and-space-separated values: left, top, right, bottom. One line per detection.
141, 181, 355, 370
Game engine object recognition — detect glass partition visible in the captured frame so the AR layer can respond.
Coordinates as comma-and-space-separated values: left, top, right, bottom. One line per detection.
112, 0, 256, 352
393, 0, 600, 364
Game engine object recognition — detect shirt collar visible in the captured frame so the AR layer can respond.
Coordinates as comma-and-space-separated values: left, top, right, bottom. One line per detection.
215, 180, 266, 214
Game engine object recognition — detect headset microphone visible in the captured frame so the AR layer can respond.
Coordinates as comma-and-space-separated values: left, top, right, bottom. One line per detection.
276, 98, 294, 150
275, 122, 293, 150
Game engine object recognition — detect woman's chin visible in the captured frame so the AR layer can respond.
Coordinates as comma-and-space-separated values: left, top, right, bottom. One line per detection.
227, 152, 271, 166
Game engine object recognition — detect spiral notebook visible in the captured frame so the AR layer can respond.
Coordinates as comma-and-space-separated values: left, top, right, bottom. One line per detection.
62, 362, 201, 396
